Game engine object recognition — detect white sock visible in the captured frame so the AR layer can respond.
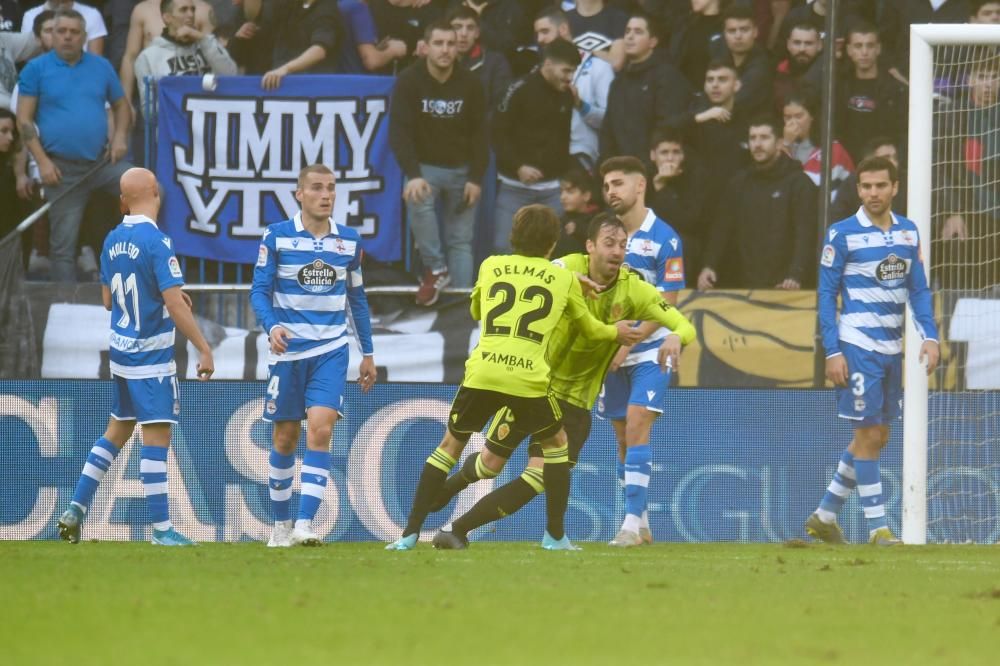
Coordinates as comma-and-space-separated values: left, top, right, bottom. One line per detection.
640, 510, 649, 529
815, 508, 837, 524
622, 514, 642, 533
294, 519, 311, 531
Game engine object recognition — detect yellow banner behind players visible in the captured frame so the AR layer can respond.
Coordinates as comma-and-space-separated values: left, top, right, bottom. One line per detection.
675, 290, 817, 388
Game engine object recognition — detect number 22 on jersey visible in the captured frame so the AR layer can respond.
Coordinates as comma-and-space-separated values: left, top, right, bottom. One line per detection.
483, 281, 554, 343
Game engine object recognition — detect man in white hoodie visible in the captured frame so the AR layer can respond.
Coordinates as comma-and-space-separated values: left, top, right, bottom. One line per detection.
534, 6, 612, 174
134, 0, 236, 111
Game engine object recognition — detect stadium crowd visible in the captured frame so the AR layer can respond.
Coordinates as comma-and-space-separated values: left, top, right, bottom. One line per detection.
0, 0, 998, 298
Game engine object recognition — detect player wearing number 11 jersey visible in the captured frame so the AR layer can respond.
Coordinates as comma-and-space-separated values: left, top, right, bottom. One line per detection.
387, 204, 645, 551
58, 168, 215, 546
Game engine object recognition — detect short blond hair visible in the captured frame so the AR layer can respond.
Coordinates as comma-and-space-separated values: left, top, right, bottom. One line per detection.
297, 163, 335, 188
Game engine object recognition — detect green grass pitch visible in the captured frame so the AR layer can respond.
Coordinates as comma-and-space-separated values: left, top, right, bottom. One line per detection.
2, 541, 998, 665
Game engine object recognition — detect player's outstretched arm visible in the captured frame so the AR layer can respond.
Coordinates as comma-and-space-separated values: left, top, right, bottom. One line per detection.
646, 302, 695, 346
163, 287, 214, 380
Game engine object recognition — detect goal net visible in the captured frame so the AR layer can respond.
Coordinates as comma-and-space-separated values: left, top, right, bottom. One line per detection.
907, 24, 1000, 544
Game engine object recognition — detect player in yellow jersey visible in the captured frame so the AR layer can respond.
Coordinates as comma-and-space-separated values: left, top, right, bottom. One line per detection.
428, 214, 696, 549
386, 205, 645, 551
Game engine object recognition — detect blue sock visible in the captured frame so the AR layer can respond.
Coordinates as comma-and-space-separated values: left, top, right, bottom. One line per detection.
854, 458, 888, 533
71, 437, 120, 512
616, 459, 626, 489
297, 449, 330, 523
624, 444, 652, 529
140, 445, 172, 531
269, 449, 295, 522
817, 449, 856, 522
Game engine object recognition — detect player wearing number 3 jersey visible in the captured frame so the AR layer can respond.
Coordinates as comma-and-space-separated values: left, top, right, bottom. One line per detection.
387, 204, 646, 551
805, 156, 939, 546
57, 168, 215, 547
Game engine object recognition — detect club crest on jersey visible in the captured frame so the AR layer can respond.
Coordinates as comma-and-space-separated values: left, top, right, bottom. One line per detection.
876, 253, 906, 283
297, 258, 338, 293
611, 303, 624, 320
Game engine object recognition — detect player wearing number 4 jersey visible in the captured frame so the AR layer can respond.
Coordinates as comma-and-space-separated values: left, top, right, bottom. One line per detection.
387, 204, 646, 551
806, 156, 940, 547
58, 168, 215, 547
250, 164, 376, 548
429, 214, 696, 550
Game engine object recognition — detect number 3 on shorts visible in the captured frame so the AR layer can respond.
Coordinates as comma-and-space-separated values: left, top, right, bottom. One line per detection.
851, 372, 865, 397
267, 375, 280, 400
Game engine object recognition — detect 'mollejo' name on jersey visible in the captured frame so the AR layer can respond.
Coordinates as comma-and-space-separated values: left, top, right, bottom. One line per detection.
100, 215, 185, 380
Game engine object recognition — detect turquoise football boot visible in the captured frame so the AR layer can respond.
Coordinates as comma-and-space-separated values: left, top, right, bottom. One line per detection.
151, 527, 196, 546
385, 534, 418, 551
542, 531, 582, 551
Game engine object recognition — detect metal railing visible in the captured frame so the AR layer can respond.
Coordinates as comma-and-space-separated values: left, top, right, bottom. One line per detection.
184, 284, 474, 329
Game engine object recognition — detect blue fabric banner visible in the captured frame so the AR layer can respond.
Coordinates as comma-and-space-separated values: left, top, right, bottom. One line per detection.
155, 75, 402, 263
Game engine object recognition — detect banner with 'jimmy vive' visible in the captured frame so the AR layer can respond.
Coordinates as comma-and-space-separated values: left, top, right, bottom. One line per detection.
156, 75, 402, 263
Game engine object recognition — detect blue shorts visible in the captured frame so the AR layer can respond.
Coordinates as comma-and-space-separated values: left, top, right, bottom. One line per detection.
111, 375, 180, 424
263, 345, 348, 422
836, 343, 903, 426
597, 361, 672, 421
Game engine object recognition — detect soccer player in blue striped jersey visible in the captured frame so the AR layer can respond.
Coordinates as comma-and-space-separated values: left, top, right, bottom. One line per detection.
250, 164, 376, 548
57, 168, 215, 546
598, 156, 685, 547
806, 156, 940, 546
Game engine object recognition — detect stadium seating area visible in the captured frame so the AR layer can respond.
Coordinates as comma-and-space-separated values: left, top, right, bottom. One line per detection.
1, 0, 998, 292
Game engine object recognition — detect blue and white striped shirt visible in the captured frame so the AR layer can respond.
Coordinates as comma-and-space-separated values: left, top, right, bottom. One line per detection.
622, 209, 685, 367
250, 213, 374, 363
100, 215, 185, 379
819, 207, 939, 357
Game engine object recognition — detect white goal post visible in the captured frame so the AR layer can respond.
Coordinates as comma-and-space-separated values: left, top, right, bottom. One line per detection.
903, 24, 1000, 545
